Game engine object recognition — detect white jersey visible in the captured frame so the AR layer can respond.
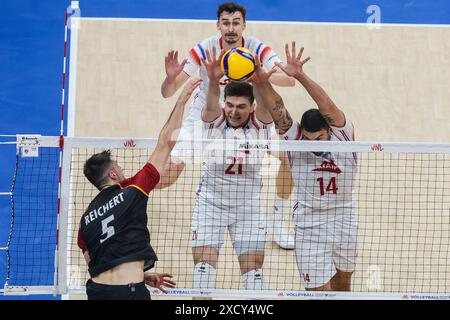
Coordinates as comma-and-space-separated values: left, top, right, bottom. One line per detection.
183, 35, 282, 112
283, 118, 358, 227
196, 110, 273, 208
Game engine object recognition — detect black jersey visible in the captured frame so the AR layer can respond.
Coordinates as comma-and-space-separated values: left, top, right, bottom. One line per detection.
78, 163, 160, 278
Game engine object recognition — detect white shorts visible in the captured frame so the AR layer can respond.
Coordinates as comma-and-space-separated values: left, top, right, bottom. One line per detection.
171, 97, 205, 163
294, 214, 358, 289
191, 196, 266, 255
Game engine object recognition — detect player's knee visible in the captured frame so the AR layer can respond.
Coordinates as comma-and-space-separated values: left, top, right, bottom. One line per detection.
234, 241, 265, 257
241, 268, 266, 290
235, 241, 265, 271
192, 261, 217, 289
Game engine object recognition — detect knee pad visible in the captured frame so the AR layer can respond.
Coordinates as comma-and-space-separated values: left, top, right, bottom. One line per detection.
192, 262, 216, 289
242, 268, 266, 290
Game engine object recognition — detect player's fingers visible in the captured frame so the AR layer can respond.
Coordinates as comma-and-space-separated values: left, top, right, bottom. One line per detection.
275, 61, 287, 73
212, 46, 217, 61
186, 78, 201, 93
164, 279, 176, 287
158, 272, 173, 278
284, 43, 291, 62
267, 67, 277, 77
297, 47, 304, 61
205, 49, 212, 63
254, 55, 261, 68
180, 58, 188, 67
192, 78, 202, 87
164, 273, 174, 277
302, 56, 311, 65
292, 41, 296, 61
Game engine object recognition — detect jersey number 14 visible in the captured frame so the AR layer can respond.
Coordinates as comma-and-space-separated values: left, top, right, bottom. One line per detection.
317, 177, 338, 196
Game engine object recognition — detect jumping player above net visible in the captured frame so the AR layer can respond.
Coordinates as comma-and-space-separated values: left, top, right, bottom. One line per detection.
77, 79, 202, 300
190, 47, 274, 293
160, 1, 296, 250
252, 41, 358, 291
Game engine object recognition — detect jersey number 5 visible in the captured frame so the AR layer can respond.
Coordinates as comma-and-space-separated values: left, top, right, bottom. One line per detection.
100, 215, 115, 244
225, 156, 243, 175
317, 177, 338, 196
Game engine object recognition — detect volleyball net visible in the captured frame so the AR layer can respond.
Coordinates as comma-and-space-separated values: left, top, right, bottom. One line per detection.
2, 135, 450, 300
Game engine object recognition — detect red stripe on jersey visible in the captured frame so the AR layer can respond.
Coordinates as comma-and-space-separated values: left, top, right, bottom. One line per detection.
119, 163, 161, 195
190, 48, 201, 66
77, 227, 88, 253
332, 130, 344, 141
259, 47, 272, 63
340, 130, 351, 141
214, 109, 227, 128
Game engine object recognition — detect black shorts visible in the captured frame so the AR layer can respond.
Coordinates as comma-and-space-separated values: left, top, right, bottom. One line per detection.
86, 279, 151, 300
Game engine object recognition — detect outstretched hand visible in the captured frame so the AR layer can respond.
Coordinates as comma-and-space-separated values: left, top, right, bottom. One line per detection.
275, 41, 311, 79
179, 77, 202, 102
201, 46, 225, 83
248, 56, 277, 84
165, 50, 187, 81
144, 272, 176, 293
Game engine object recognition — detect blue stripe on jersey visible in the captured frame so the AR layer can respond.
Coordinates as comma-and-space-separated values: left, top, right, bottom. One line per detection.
293, 200, 299, 212
255, 43, 263, 56
197, 44, 206, 60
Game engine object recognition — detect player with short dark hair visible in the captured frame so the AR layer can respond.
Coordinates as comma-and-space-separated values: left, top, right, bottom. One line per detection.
190, 48, 274, 292
161, 1, 296, 250
77, 79, 201, 300
252, 42, 357, 291
216, 2, 247, 21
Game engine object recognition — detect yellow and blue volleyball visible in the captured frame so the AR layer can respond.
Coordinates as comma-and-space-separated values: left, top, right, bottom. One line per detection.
221, 47, 256, 81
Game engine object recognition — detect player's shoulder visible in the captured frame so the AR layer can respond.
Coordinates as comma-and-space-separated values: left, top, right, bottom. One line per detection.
198, 35, 220, 47
243, 35, 265, 48
244, 35, 263, 44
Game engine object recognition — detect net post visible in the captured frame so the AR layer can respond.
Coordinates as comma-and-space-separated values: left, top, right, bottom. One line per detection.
57, 137, 73, 294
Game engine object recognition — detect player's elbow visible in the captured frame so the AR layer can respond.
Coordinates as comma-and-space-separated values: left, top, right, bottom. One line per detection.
161, 88, 172, 99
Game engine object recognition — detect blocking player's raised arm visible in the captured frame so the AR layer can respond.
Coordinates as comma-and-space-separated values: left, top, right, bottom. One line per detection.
268, 66, 296, 87
161, 50, 190, 98
251, 59, 277, 124
201, 47, 225, 123
251, 64, 293, 135
276, 41, 346, 127
151, 78, 202, 173
248, 37, 295, 88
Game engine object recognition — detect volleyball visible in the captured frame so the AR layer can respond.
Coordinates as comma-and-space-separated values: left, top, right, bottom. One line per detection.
221, 47, 256, 81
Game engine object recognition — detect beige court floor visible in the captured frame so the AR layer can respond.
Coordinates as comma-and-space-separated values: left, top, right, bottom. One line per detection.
66, 19, 450, 299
